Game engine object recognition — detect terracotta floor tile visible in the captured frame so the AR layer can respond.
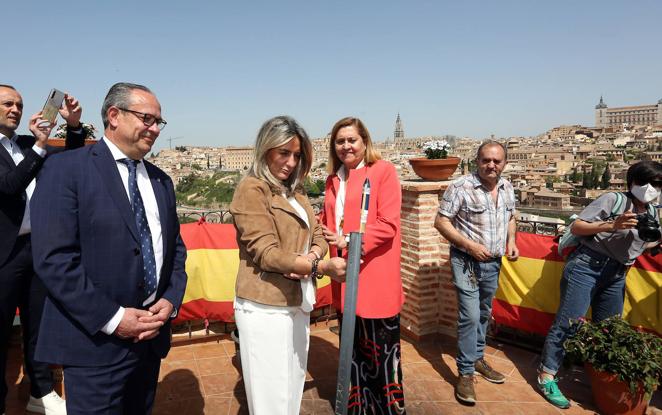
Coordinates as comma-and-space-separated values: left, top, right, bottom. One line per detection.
501, 380, 551, 403
403, 380, 433, 401
164, 346, 196, 362
157, 367, 205, 403
477, 401, 528, 415
153, 396, 206, 415
192, 342, 228, 359
4, 329, 659, 414
405, 400, 445, 414
501, 402, 565, 415
492, 344, 539, 367
473, 378, 510, 402
222, 340, 240, 357
196, 356, 239, 377
199, 395, 232, 415
159, 359, 199, 381
435, 401, 484, 414
419, 379, 455, 402
199, 373, 243, 396
304, 377, 336, 401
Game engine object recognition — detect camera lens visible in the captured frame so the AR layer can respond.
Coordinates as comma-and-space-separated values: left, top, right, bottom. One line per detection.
636, 213, 661, 242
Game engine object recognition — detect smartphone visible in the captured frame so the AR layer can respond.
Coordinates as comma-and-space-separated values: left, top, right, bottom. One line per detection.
41, 89, 65, 123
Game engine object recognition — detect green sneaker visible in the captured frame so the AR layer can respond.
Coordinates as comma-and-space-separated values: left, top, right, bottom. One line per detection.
537, 377, 570, 409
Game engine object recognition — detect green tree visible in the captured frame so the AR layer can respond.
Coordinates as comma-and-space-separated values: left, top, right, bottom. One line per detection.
582, 170, 594, 189
601, 165, 611, 189
592, 169, 600, 189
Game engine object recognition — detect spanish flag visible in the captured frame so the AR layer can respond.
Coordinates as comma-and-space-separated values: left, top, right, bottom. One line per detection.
494, 232, 662, 336
174, 222, 332, 323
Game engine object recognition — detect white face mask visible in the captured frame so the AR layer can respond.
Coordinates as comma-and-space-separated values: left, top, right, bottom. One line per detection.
631, 183, 660, 204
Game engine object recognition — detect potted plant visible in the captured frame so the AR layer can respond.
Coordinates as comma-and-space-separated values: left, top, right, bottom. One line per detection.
408, 139, 460, 181
54, 122, 97, 139
564, 316, 662, 415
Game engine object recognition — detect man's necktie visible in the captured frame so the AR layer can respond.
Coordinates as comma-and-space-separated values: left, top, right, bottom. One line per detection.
120, 159, 158, 299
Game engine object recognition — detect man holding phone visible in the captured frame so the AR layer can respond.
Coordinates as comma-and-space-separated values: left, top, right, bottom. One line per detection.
434, 140, 519, 405
0, 84, 84, 415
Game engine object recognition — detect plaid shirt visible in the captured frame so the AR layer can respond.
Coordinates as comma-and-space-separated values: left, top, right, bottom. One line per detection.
438, 173, 516, 257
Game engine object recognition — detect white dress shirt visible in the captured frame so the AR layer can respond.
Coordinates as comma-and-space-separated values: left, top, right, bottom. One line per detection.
0, 133, 47, 235
101, 136, 164, 335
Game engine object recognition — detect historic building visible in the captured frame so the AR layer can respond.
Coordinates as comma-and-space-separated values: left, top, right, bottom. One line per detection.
221, 146, 254, 171
595, 96, 662, 128
393, 113, 405, 148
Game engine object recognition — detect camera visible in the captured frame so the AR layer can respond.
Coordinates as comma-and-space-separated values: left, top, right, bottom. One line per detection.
636, 212, 661, 242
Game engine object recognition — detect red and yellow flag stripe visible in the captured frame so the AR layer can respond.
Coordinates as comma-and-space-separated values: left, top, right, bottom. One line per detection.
175, 222, 332, 323
494, 232, 662, 336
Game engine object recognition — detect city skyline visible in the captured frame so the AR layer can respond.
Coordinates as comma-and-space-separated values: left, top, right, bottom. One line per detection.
4, 1, 661, 153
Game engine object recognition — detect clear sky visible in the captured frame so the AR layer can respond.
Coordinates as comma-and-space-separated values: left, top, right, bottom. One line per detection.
4, 1, 661, 153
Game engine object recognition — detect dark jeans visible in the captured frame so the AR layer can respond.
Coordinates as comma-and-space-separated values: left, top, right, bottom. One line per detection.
540, 244, 627, 375
0, 235, 53, 412
450, 247, 502, 375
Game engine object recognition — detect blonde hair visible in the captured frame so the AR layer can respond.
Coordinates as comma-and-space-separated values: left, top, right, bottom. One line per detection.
327, 117, 381, 174
249, 116, 312, 196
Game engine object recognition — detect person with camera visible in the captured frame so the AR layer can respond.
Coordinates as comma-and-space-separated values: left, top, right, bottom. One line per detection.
537, 160, 662, 409
0, 84, 83, 415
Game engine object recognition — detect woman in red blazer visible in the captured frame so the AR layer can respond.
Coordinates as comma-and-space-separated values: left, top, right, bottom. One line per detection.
321, 117, 406, 414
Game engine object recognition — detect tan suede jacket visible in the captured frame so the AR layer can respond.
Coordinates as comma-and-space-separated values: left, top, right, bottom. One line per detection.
230, 176, 328, 306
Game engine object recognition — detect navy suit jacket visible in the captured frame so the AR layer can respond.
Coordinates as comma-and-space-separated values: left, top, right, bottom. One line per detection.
0, 130, 84, 266
30, 139, 187, 366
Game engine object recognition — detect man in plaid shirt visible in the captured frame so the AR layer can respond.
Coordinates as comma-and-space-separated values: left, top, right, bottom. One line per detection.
435, 140, 519, 405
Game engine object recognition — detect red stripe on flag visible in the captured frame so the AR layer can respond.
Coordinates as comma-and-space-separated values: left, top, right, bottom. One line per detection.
174, 298, 235, 324
492, 298, 556, 336
514, 231, 662, 273
514, 232, 563, 262
181, 223, 238, 250
632, 252, 662, 273
176, 275, 333, 323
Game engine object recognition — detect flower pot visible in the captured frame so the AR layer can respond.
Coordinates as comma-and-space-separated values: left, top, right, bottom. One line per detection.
408, 157, 460, 181
585, 363, 651, 415
47, 138, 97, 147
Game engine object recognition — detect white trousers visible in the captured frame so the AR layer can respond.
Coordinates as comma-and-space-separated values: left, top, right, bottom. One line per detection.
235, 306, 310, 415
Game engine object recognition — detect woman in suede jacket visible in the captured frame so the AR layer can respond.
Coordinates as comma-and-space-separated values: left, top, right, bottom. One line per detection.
230, 116, 346, 415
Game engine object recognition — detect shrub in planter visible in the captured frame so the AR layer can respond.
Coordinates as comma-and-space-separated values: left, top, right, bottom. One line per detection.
564, 316, 661, 399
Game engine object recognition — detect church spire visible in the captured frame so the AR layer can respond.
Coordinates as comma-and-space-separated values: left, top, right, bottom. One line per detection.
393, 113, 404, 148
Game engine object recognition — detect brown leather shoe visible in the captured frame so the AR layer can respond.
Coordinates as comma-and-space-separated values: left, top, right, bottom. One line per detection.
474, 358, 505, 384
455, 374, 476, 404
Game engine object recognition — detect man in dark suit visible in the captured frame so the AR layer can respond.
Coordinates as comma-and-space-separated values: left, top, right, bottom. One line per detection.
0, 84, 84, 415
31, 82, 187, 415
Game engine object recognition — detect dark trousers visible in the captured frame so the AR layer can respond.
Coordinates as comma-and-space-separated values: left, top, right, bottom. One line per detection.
63, 343, 161, 415
0, 235, 53, 412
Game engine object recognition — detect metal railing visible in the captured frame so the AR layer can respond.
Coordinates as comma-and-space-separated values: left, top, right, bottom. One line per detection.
516, 219, 566, 237
177, 208, 233, 224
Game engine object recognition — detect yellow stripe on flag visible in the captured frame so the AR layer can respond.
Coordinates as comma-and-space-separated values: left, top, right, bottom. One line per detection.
623, 267, 662, 334
183, 249, 240, 302
183, 248, 332, 304
497, 257, 565, 315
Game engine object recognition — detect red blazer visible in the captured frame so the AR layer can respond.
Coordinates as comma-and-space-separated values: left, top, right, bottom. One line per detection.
321, 159, 404, 318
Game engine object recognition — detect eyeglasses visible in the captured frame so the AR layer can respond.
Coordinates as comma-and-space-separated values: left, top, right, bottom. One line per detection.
118, 108, 167, 130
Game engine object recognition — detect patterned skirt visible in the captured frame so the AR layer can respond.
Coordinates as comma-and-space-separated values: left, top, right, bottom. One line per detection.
338, 314, 406, 415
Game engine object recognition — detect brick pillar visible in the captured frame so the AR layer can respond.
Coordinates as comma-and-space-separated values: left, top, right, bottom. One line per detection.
399, 180, 457, 341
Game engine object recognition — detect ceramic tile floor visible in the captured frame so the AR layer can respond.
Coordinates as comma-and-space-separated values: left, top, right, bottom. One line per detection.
4, 321, 661, 414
